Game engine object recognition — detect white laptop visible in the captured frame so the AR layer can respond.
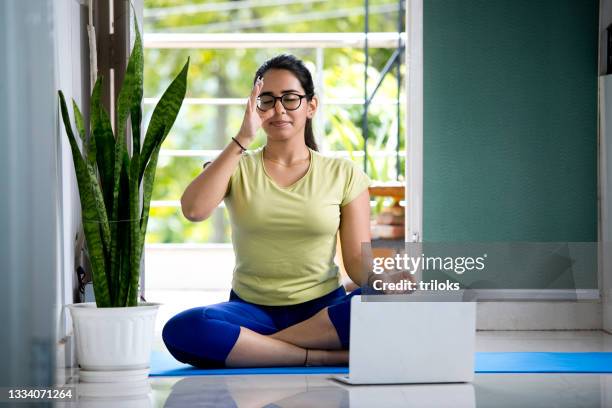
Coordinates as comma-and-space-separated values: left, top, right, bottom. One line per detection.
331, 292, 476, 385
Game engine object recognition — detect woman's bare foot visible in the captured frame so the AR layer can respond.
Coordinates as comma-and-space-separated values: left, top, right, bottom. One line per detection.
268, 307, 343, 350
306, 349, 349, 366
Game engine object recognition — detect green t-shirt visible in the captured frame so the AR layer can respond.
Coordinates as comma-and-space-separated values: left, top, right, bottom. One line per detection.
223, 146, 371, 306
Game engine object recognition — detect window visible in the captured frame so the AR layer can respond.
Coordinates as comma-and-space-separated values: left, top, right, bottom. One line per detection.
143, 1, 406, 246
142, 1, 406, 316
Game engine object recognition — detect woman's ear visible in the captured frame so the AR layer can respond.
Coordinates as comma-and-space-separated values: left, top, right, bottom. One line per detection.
307, 95, 318, 118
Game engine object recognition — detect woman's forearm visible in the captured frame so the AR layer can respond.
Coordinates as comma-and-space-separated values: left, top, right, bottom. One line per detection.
343, 254, 368, 287
182, 75, 264, 221
180, 132, 251, 221
338, 189, 372, 288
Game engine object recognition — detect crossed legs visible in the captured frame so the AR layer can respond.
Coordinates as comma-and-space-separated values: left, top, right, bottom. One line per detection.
163, 294, 352, 368
224, 307, 348, 367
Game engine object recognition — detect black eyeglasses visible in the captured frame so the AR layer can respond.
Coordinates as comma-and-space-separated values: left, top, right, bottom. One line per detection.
256, 93, 307, 111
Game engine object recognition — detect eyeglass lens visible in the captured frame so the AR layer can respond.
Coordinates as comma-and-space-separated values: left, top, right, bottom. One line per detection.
257, 94, 302, 111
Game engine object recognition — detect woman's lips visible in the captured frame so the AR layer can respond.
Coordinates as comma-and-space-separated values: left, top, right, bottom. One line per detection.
270, 121, 291, 128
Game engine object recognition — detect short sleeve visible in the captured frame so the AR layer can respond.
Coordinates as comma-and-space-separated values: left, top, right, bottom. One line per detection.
224, 154, 246, 199
340, 160, 371, 206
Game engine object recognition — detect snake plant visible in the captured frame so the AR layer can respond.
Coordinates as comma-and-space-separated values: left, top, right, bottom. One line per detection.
58, 15, 189, 307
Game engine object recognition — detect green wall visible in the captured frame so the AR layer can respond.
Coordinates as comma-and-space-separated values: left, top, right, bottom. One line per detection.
422, 0, 599, 288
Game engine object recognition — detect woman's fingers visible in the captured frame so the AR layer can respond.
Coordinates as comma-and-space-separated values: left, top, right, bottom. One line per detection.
239, 76, 265, 138
250, 76, 263, 112
249, 82, 256, 107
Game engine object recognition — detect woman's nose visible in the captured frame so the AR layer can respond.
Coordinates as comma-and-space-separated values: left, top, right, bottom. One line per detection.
274, 99, 286, 114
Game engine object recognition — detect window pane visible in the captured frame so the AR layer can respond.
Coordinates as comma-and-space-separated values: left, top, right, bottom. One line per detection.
144, 48, 316, 99
144, 104, 268, 150
144, 0, 404, 34
323, 103, 404, 182
146, 206, 231, 244
144, 48, 399, 100
152, 156, 205, 202
142, 11, 407, 244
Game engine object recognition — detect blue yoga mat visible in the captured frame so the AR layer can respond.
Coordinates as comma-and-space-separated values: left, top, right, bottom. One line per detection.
475, 352, 612, 373
149, 351, 612, 377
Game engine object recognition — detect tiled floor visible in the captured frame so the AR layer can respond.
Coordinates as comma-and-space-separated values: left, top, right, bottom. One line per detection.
58, 330, 612, 407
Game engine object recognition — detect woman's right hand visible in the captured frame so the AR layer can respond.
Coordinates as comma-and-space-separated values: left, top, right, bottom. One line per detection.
236, 76, 266, 145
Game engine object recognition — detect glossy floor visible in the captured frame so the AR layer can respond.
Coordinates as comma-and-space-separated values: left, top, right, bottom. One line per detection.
59, 330, 612, 407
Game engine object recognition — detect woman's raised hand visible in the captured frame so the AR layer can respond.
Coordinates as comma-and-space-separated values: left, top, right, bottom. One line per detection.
236, 76, 267, 144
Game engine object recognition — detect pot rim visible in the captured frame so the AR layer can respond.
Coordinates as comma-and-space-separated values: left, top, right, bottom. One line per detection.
66, 302, 161, 311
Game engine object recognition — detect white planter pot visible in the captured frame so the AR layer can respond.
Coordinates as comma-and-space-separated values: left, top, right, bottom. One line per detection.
67, 302, 160, 383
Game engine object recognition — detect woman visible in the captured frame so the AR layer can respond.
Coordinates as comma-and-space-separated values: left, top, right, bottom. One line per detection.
162, 54, 371, 368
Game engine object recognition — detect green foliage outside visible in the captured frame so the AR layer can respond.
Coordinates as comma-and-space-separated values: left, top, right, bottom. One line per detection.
144, 0, 406, 244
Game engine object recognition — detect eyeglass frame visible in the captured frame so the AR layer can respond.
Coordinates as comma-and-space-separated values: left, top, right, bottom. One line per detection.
256, 93, 310, 111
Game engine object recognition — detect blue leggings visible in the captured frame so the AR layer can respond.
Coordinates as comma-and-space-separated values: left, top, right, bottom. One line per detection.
162, 285, 362, 368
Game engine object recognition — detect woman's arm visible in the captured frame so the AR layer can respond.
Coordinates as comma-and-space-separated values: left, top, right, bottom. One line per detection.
181, 76, 266, 221
338, 188, 371, 286
180, 134, 248, 221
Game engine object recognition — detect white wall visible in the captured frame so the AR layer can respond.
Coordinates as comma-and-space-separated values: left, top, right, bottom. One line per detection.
53, 0, 91, 375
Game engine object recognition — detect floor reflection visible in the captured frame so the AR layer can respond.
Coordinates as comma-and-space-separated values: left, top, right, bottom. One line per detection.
59, 330, 612, 407
58, 373, 612, 407
162, 376, 475, 408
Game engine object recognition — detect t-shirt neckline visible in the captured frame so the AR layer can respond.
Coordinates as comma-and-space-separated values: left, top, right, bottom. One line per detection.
260, 146, 314, 190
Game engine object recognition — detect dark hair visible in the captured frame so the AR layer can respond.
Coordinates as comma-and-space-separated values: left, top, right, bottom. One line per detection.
254, 54, 318, 151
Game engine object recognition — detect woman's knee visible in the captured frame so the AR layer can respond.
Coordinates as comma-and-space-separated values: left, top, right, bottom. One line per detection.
326, 289, 362, 349
162, 306, 242, 367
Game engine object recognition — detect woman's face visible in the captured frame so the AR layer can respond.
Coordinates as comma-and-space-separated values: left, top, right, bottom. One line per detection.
257, 69, 317, 142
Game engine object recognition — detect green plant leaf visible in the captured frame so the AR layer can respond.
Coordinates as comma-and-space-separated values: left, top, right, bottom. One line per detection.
118, 237, 131, 306
72, 99, 86, 145
90, 77, 115, 214
59, 90, 111, 307
140, 143, 162, 234
132, 142, 163, 305
131, 13, 144, 157
139, 125, 164, 241
139, 58, 189, 181
109, 16, 144, 301
128, 147, 141, 306
122, 14, 146, 306
116, 151, 132, 306
69, 96, 112, 285
115, 15, 143, 152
